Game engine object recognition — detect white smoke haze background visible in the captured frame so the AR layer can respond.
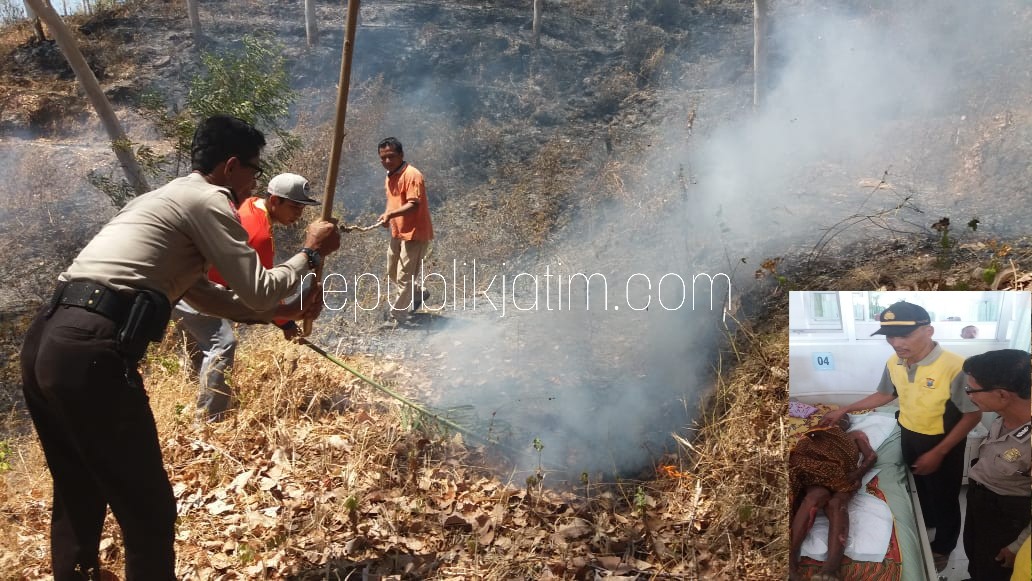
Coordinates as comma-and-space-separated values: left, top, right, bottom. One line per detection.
0, 140, 115, 308
1, 0, 1028, 481
318, 0, 1032, 481
666, 0, 1032, 245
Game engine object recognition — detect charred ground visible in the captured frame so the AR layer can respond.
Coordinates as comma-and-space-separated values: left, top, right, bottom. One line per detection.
1, 0, 1031, 579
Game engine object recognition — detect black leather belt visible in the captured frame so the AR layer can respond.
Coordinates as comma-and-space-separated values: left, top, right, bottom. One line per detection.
54, 280, 133, 324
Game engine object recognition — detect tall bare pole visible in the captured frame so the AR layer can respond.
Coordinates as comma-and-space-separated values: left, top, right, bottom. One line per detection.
303, 0, 360, 337
532, 0, 542, 49
25, 0, 149, 196
305, 0, 320, 47
753, 0, 768, 109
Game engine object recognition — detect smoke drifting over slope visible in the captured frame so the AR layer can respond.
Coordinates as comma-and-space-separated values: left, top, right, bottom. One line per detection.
675, 0, 1032, 242
373, 0, 1032, 481
3, 0, 1026, 482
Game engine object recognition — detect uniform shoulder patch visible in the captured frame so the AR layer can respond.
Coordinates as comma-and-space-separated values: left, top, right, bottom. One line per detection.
1014, 424, 1030, 440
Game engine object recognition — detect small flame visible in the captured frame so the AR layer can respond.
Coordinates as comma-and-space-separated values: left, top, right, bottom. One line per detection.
660, 464, 689, 479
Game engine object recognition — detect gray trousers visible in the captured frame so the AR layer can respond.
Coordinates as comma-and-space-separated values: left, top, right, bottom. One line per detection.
171, 301, 237, 419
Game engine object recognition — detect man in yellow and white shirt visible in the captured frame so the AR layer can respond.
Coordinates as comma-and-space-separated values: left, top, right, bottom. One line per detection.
821, 301, 982, 572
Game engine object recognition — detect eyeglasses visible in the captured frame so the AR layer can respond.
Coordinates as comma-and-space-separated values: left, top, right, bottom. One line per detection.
964, 385, 999, 395
239, 159, 265, 180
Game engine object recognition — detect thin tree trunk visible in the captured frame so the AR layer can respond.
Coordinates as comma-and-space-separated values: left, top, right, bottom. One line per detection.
753, 0, 768, 109
23, 2, 46, 42
532, 0, 541, 49
304, 0, 319, 47
186, 0, 203, 42
25, 0, 150, 196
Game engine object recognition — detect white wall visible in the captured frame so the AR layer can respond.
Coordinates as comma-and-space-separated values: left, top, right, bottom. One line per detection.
789, 339, 1010, 403
788, 291, 1030, 405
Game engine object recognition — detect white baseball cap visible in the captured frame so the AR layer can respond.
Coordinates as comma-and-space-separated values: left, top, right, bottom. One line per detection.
267, 173, 320, 206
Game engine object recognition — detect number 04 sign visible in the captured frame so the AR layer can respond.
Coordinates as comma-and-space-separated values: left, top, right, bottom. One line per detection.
812, 352, 835, 371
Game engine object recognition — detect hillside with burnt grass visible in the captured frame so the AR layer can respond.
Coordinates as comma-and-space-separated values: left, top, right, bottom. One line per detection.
1, 0, 1032, 579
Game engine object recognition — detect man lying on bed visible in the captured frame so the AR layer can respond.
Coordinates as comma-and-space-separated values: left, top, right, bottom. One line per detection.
789, 413, 878, 581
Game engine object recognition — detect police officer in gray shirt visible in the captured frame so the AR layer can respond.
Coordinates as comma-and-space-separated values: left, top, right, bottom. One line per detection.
961, 349, 1031, 581
20, 115, 339, 580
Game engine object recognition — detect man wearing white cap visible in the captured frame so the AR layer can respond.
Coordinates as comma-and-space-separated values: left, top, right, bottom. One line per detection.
173, 172, 320, 420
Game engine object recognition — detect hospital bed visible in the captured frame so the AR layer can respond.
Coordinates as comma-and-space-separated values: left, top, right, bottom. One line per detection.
789, 396, 939, 581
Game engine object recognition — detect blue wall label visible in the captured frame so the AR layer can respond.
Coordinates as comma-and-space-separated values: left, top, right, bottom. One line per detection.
813, 352, 835, 371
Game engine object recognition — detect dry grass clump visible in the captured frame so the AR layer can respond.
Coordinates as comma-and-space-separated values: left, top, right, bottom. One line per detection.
672, 312, 788, 580
1, 311, 790, 579
0, 431, 51, 576
623, 24, 667, 81
792, 235, 1032, 292
437, 133, 586, 266
0, 5, 142, 136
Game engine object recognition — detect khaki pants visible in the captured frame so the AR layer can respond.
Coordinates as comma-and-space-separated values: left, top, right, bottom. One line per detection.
387, 238, 430, 319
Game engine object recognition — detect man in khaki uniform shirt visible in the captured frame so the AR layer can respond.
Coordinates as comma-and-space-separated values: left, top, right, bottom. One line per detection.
20, 115, 340, 580
822, 302, 982, 570
962, 349, 1031, 581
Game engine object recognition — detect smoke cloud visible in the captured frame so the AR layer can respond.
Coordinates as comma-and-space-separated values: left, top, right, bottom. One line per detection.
316, 0, 1030, 482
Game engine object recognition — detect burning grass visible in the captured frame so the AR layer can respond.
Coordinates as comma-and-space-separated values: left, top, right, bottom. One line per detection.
0, 308, 794, 580
7, 239, 1026, 578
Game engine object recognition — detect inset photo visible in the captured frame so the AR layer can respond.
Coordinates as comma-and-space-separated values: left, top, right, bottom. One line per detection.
787, 291, 1031, 581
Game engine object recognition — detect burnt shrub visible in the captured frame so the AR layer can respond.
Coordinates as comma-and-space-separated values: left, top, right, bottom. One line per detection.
623, 23, 667, 81
629, 0, 691, 30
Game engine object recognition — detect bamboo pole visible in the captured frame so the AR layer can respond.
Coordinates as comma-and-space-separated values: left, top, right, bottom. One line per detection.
25, 0, 150, 196
753, 0, 768, 109
303, 0, 360, 337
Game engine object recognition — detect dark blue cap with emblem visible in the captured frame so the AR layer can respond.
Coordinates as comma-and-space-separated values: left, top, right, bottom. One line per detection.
871, 301, 931, 337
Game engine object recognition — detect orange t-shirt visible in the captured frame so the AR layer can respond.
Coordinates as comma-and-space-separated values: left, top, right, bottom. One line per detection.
209, 197, 290, 327
385, 162, 433, 241
209, 196, 273, 286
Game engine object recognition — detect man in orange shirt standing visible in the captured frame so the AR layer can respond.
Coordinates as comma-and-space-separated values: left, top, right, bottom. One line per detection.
376, 137, 433, 324
173, 172, 320, 420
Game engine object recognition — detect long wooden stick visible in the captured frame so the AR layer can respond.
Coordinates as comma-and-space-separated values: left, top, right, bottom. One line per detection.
304, 0, 361, 337
25, 0, 150, 196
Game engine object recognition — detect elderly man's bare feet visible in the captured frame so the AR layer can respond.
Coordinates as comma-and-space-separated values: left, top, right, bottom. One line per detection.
788, 570, 803, 581
811, 572, 840, 581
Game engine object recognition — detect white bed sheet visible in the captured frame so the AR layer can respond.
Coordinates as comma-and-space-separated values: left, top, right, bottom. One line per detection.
800, 413, 898, 563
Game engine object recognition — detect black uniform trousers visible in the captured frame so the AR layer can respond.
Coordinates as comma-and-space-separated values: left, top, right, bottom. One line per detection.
900, 425, 966, 556
964, 480, 1030, 581
20, 305, 176, 580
